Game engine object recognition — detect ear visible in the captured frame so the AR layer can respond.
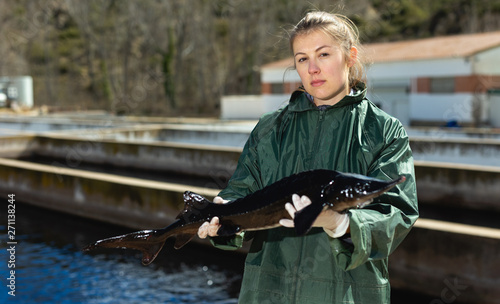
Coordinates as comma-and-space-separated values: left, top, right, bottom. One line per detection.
347, 46, 358, 68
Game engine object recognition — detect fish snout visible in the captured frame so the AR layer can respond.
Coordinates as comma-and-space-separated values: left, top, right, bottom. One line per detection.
323, 173, 406, 208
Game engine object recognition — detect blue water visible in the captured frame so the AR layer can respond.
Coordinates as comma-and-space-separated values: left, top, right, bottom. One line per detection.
0, 202, 243, 303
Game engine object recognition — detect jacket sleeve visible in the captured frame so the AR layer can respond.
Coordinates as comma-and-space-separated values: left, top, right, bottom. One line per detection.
209, 122, 264, 250
335, 120, 419, 271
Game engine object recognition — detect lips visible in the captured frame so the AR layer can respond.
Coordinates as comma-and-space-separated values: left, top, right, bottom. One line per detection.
310, 80, 325, 87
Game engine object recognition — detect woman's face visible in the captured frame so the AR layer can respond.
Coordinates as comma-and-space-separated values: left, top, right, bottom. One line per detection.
293, 30, 355, 106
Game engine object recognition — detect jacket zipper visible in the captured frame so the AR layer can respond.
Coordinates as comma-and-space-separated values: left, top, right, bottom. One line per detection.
291, 109, 325, 303
309, 109, 326, 167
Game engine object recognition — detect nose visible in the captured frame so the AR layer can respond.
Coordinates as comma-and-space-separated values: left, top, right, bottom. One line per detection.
308, 59, 320, 74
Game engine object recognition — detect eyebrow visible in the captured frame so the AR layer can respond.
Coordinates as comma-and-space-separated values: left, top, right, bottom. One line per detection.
294, 45, 332, 57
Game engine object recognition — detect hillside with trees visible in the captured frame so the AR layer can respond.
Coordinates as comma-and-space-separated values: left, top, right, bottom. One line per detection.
1, 0, 499, 116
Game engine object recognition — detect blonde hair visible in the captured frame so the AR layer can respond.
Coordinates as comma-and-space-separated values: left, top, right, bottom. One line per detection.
289, 11, 365, 88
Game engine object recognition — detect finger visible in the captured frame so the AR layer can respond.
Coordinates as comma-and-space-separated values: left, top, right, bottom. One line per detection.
300, 195, 312, 208
197, 222, 209, 239
285, 202, 296, 219
208, 217, 220, 237
293, 194, 311, 211
210, 216, 220, 225
279, 219, 294, 228
213, 196, 229, 204
291, 194, 301, 208
213, 196, 225, 204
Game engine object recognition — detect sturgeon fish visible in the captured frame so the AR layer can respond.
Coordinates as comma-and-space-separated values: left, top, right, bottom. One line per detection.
83, 169, 405, 265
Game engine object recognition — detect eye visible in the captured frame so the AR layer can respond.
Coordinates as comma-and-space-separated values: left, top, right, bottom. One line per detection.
319, 52, 329, 58
296, 57, 307, 63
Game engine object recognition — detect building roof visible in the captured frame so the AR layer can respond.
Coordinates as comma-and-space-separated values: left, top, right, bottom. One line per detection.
367, 30, 500, 62
261, 30, 500, 69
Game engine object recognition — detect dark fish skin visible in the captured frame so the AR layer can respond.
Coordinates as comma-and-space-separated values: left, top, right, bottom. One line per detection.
83, 169, 405, 265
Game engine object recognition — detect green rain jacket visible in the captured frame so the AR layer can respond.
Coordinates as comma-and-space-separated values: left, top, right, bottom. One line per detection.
212, 84, 419, 304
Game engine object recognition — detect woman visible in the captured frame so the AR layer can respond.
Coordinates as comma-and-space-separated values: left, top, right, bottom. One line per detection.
199, 11, 418, 304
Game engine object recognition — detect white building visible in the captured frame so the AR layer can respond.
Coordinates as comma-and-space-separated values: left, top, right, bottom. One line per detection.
0, 76, 34, 109
222, 31, 500, 127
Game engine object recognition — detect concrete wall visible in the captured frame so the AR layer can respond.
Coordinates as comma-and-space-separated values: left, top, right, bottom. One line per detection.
410, 137, 500, 167
220, 95, 266, 120
9, 131, 500, 171
390, 218, 500, 304
261, 66, 299, 83
414, 160, 500, 211
367, 80, 410, 126
0, 116, 124, 133
2, 134, 500, 210
409, 93, 488, 124
221, 95, 287, 120
0, 135, 36, 157
490, 93, 500, 128
475, 46, 500, 74
60, 123, 254, 147
0, 157, 219, 230
407, 127, 500, 140
367, 58, 471, 79
33, 135, 242, 179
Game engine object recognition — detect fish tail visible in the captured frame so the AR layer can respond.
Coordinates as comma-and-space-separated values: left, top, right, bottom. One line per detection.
83, 229, 169, 266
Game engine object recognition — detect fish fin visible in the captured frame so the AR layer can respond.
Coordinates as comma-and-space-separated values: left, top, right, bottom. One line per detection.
216, 224, 241, 237
173, 233, 195, 249
140, 242, 166, 266
293, 203, 324, 236
82, 230, 166, 266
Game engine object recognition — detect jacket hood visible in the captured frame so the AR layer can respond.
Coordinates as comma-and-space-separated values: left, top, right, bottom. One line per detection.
288, 82, 367, 112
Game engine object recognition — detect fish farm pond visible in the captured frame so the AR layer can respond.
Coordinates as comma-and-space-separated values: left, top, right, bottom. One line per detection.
0, 201, 465, 304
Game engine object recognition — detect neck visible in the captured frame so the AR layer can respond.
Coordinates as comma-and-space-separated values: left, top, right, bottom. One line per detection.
313, 85, 351, 107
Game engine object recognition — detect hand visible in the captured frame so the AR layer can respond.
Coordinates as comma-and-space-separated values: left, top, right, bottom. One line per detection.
197, 196, 228, 239
279, 194, 350, 238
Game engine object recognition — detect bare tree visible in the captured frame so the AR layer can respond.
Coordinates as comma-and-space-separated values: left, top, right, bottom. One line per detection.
4, 0, 498, 115
0, 0, 31, 76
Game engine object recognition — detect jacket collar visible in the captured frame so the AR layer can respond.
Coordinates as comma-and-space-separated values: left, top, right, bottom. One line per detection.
288, 82, 367, 112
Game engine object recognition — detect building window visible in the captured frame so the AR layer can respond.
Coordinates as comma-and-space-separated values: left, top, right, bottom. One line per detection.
430, 77, 455, 93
